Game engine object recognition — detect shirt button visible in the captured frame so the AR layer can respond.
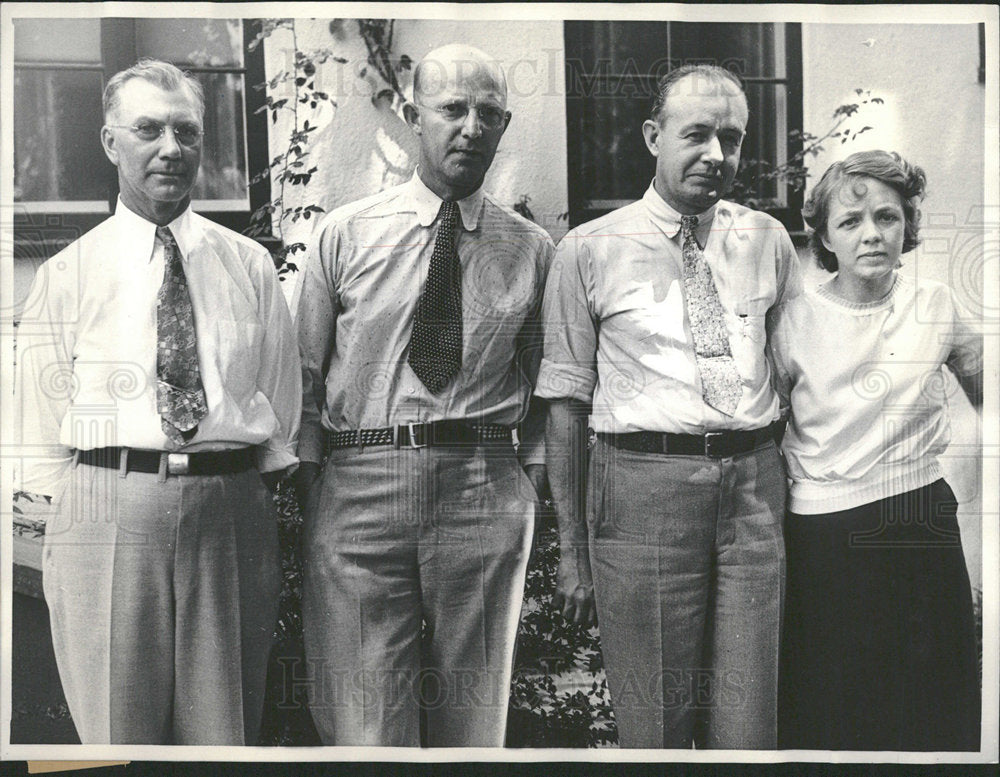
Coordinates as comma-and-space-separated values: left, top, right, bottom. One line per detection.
407, 388, 415, 394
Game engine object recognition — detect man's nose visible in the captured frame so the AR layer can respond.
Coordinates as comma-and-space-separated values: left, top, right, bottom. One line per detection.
460, 108, 483, 138
157, 126, 184, 157
702, 135, 724, 164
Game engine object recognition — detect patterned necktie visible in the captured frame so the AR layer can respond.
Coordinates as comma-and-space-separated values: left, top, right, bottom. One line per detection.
680, 215, 742, 416
407, 201, 463, 393
155, 226, 208, 444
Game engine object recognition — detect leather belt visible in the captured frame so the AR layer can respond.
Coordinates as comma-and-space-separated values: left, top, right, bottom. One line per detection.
76, 446, 256, 476
326, 421, 513, 450
599, 422, 782, 459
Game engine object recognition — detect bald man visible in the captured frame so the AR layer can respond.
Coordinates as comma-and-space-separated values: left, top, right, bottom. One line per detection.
294, 44, 553, 746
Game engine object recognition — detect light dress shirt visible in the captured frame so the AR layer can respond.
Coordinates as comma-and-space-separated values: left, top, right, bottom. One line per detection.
536, 182, 802, 433
770, 274, 982, 514
295, 173, 554, 465
17, 199, 301, 499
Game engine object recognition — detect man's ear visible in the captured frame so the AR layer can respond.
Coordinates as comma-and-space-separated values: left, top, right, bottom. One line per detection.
641, 119, 660, 157
402, 101, 422, 134
100, 125, 120, 167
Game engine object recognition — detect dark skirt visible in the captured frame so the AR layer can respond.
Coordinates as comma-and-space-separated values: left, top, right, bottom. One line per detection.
777, 479, 980, 751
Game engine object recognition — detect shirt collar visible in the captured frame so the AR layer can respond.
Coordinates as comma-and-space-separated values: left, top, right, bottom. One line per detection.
641, 181, 720, 243
407, 171, 484, 231
114, 197, 198, 263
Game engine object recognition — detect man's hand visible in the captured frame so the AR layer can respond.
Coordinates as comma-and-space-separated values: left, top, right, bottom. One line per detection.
293, 461, 322, 512
553, 542, 596, 626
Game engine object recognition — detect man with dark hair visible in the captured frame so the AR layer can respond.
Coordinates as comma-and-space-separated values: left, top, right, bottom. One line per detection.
537, 64, 802, 748
294, 43, 552, 746
17, 58, 300, 744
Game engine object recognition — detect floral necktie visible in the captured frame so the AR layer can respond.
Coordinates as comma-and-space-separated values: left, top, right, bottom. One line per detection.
156, 226, 208, 444
681, 215, 742, 416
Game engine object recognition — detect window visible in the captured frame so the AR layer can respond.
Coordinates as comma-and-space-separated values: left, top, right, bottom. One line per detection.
12, 17, 271, 255
564, 21, 803, 230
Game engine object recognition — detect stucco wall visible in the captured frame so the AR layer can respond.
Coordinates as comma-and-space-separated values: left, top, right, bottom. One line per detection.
263, 19, 986, 588
802, 23, 987, 589
264, 18, 569, 297
802, 23, 985, 287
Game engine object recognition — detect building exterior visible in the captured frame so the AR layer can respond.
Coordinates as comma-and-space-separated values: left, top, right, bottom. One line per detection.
9, 11, 990, 590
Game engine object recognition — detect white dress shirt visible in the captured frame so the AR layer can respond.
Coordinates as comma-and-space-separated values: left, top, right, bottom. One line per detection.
17, 199, 301, 498
295, 173, 554, 465
536, 183, 803, 433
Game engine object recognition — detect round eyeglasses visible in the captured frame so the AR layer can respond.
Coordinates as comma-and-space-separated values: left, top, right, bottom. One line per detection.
417, 101, 508, 131
107, 120, 204, 147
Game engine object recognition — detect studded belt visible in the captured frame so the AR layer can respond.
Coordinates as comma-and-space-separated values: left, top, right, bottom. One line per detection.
326, 421, 514, 450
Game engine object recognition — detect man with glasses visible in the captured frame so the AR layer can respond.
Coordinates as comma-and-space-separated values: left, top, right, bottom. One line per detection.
294, 43, 552, 746
17, 58, 300, 744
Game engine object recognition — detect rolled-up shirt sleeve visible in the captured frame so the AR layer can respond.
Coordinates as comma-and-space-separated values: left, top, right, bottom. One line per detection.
535, 235, 599, 403
294, 220, 341, 464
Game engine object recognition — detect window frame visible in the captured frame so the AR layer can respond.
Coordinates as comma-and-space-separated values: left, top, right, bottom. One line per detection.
12, 17, 273, 258
564, 21, 804, 232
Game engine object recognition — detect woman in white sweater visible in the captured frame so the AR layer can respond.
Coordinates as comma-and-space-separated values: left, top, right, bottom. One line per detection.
771, 150, 982, 750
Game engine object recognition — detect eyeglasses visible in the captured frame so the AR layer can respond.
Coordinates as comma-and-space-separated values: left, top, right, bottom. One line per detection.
418, 101, 508, 130
107, 120, 203, 147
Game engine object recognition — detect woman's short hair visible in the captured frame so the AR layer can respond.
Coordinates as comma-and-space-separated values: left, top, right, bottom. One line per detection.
103, 58, 205, 123
802, 150, 927, 272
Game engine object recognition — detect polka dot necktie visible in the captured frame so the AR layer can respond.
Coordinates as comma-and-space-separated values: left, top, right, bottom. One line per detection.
155, 226, 208, 444
681, 215, 742, 416
407, 201, 463, 393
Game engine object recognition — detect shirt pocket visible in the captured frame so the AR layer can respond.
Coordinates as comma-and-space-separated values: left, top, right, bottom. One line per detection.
732, 297, 769, 346
734, 312, 767, 346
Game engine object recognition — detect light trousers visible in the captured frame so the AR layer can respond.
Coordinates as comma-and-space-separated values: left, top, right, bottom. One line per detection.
42, 458, 280, 744
302, 444, 534, 746
588, 437, 786, 749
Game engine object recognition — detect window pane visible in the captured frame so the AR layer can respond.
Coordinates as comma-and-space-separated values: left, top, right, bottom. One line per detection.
14, 18, 101, 63
566, 21, 795, 225
669, 23, 779, 79
576, 95, 654, 204
14, 69, 107, 202
735, 83, 786, 207
568, 20, 672, 75
191, 72, 248, 201
136, 19, 243, 67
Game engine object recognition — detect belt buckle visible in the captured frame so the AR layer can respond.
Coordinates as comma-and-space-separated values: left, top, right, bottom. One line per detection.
167, 452, 191, 475
703, 432, 724, 458
408, 422, 427, 449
